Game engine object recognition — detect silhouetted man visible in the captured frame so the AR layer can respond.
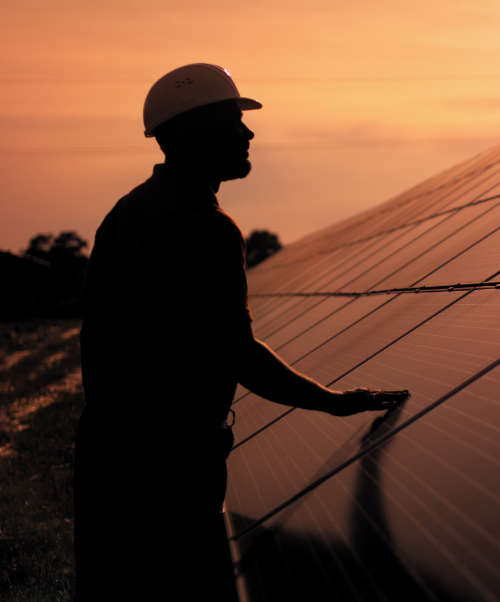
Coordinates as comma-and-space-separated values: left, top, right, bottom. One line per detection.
74, 64, 409, 601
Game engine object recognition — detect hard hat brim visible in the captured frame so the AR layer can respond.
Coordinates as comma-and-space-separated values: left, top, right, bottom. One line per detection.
145, 96, 263, 137
237, 97, 263, 111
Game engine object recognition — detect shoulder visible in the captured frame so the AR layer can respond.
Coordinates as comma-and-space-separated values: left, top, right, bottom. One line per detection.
93, 170, 181, 253
211, 208, 245, 246
109, 171, 179, 226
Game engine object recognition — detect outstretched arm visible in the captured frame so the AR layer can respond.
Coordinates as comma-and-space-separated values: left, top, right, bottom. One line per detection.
237, 334, 409, 416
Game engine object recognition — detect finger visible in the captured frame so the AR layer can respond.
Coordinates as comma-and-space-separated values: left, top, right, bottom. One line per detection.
374, 391, 410, 408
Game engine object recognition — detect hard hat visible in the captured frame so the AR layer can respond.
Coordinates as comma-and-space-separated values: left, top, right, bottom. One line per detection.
143, 63, 262, 137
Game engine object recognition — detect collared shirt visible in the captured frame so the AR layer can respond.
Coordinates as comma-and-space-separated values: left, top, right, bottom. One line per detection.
80, 163, 252, 429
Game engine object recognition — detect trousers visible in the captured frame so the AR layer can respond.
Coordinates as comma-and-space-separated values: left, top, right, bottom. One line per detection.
73, 405, 237, 601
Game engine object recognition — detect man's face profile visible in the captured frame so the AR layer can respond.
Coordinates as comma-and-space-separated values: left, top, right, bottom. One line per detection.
156, 100, 255, 182
203, 101, 255, 181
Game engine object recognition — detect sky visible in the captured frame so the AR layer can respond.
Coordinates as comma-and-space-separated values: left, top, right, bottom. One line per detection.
1, 0, 500, 253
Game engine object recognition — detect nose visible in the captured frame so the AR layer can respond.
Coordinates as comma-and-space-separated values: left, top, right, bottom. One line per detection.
243, 123, 254, 141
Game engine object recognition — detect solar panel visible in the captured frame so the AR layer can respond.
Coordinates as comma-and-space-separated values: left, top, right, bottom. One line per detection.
224, 144, 500, 602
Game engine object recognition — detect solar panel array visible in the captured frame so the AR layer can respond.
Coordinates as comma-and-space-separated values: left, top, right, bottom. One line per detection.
224, 144, 500, 602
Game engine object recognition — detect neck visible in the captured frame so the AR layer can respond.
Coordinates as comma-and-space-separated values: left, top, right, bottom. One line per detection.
164, 157, 221, 193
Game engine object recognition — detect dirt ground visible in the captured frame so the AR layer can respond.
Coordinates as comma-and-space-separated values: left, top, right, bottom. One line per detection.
0, 319, 84, 601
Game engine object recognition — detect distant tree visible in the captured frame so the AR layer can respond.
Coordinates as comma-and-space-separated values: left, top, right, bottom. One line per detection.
245, 229, 282, 268
51, 231, 88, 255
24, 233, 54, 262
17, 230, 89, 318
48, 231, 88, 266
24, 231, 88, 262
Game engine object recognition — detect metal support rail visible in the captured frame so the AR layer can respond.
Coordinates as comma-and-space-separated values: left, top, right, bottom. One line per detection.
249, 280, 500, 298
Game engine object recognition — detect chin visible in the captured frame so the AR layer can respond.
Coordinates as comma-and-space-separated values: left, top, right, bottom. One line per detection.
222, 159, 252, 181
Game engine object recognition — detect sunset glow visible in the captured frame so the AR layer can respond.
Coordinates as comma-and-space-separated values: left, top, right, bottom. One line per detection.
2, 0, 499, 252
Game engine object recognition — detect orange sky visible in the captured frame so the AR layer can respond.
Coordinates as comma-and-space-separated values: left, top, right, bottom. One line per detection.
1, 0, 499, 252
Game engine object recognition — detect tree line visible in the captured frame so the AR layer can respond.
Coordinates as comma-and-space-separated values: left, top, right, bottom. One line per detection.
0, 232, 89, 319
0, 229, 281, 320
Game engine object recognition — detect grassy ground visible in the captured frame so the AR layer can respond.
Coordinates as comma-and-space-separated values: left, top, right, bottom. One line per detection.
0, 319, 84, 601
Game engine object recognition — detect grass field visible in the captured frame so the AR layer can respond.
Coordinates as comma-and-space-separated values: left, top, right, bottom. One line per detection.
0, 319, 84, 601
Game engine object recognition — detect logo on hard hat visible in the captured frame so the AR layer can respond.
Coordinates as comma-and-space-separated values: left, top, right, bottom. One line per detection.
175, 78, 194, 89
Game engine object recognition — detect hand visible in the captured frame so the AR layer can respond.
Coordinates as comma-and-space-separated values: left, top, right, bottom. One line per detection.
333, 387, 410, 416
